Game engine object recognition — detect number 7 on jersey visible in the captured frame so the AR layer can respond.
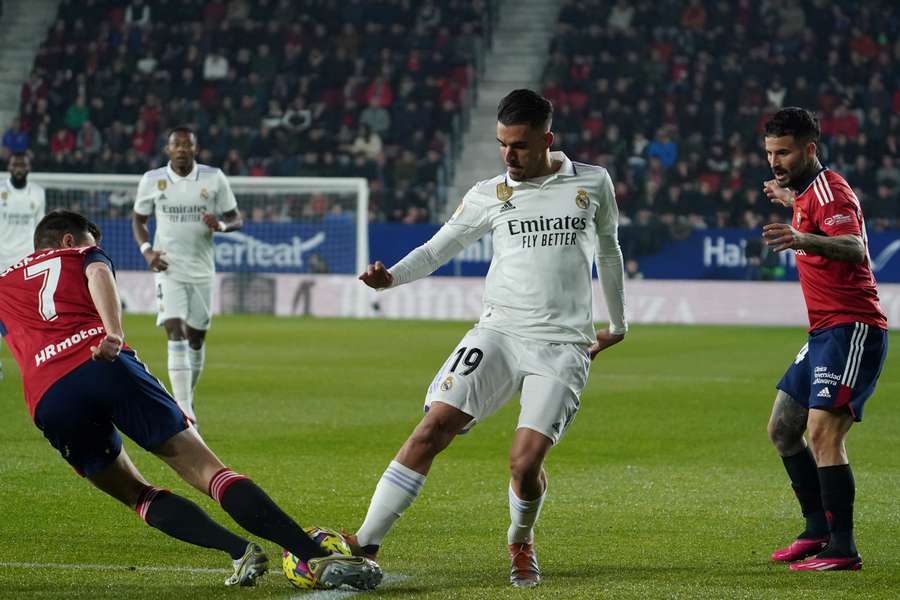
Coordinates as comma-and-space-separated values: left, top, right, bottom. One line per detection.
24, 257, 61, 322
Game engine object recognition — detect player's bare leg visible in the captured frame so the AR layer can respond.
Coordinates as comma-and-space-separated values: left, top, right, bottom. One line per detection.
87, 446, 265, 586
507, 428, 552, 588
767, 391, 829, 561
163, 318, 195, 424
790, 408, 860, 571
153, 428, 383, 589
349, 401, 473, 557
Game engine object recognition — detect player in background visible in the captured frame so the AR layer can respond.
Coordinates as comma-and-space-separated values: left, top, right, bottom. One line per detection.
0, 152, 45, 380
347, 89, 627, 587
132, 126, 241, 425
762, 107, 888, 571
0, 210, 382, 590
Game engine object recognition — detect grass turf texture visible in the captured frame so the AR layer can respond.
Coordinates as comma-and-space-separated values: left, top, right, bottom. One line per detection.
0, 315, 897, 599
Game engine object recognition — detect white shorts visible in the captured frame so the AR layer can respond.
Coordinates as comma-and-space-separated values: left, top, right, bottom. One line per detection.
424, 327, 590, 444
154, 273, 213, 331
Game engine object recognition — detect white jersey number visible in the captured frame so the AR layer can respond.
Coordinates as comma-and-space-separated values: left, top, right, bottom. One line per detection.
24, 257, 61, 322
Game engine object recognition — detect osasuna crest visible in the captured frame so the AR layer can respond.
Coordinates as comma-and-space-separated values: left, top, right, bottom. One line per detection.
496, 182, 513, 202
575, 189, 589, 209
440, 375, 453, 392
157, 180, 167, 191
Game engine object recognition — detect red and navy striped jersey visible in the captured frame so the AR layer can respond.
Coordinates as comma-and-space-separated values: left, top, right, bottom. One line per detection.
792, 168, 887, 332
0, 246, 113, 419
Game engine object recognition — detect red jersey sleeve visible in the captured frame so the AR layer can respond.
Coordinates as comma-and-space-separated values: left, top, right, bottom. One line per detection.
811, 175, 862, 237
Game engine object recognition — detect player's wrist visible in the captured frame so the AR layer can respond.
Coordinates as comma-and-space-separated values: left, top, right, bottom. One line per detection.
217, 221, 227, 232
139, 241, 152, 254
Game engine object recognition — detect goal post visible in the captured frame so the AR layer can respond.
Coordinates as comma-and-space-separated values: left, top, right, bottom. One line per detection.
8, 172, 370, 316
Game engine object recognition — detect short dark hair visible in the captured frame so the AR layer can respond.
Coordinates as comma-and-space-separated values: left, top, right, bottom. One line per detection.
764, 107, 820, 145
497, 89, 553, 131
167, 124, 196, 143
34, 210, 102, 249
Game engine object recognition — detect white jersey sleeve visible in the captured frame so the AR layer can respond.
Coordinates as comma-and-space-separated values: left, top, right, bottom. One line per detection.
215, 169, 238, 213
593, 171, 627, 335
134, 173, 156, 216
389, 187, 490, 286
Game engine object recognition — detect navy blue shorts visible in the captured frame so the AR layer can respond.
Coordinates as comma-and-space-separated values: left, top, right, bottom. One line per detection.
777, 323, 888, 421
33, 349, 189, 477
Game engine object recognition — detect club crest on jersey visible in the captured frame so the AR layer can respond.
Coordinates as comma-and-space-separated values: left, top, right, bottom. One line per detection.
496, 182, 513, 202
575, 189, 589, 209
440, 375, 453, 392
157, 180, 167, 191
200, 187, 209, 200
1, 191, 7, 203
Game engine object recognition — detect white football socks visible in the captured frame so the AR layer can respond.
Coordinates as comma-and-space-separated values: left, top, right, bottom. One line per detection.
357, 460, 426, 547
167, 340, 194, 422
189, 345, 205, 390
508, 483, 547, 545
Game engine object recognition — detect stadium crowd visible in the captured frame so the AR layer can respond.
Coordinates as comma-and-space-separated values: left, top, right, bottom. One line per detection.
2, 0, 899, 241
1, 0, 496, 223
541, 0, 900, 261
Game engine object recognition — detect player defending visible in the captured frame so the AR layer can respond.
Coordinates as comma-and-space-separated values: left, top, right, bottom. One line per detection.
762, 108, 888, 571
0, 152, 45, 380
133, 126, 240, 425
0, 210, 382, 590
348, 89, 627, 587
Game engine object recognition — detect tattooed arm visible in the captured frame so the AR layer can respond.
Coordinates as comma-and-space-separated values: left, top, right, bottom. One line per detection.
762, 223, 865, 264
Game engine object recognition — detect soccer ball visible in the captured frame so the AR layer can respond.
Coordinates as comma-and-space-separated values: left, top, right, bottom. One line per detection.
282, 526, 352, 589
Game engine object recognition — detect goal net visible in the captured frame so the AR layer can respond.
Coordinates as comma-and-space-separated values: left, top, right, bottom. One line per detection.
14, 172, 369, 317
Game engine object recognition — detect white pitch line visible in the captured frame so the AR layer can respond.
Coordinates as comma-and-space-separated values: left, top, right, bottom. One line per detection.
288, 574, 409, 600
0, 561, 226, 574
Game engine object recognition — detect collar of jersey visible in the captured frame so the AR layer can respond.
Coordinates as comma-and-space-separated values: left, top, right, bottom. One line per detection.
166, 162, 199, 182
5, 177, 30, 192
506, 151, 575, 188
794, 166, 827, 197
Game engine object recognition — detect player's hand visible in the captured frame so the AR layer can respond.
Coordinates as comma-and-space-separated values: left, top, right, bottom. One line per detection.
589, 329, 625, 361
143, 248, 168, 272
202, 212, 221, 232
763, 222, 806, 253
358, 260, 394, 289
763, 180, 795, 208
90, 333, 123, 362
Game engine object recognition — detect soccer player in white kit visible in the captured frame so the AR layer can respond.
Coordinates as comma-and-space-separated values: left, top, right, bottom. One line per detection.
347, 89, 628, 587
0, 152, 45, 380
132, 126, 243, 425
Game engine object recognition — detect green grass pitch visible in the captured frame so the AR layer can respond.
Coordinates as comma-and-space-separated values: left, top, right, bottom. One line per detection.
0, 316, 897, 599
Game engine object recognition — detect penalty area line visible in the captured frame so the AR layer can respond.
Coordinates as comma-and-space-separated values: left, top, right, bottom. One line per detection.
288, 574, 410, 599
0, 561, 227, 574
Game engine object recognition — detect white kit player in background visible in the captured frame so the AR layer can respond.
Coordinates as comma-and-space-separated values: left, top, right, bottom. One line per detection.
0, 152, 45, 381
132, 126, 242, 425
349, 90, 628, 588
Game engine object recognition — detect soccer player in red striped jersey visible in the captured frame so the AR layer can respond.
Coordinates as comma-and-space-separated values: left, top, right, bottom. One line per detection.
761, 108, 888, 572
0, 210, 382, 590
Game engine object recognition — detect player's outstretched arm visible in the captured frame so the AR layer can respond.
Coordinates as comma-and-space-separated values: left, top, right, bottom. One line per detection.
85, 262, 124, 361
132, 212, 168, 272
762, 223, 865, 263
359, 261, 394, 289
763, 180, 795, 208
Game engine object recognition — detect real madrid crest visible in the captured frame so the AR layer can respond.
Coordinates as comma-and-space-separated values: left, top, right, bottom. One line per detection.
575, 189, 589, 209
200, 187, 209, 200
157, 180, 167, 191
496, 182, 513, 202
440, 375, 454, 392
0, 191, 7, 203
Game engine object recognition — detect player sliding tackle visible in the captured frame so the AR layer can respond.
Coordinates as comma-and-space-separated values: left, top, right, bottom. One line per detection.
346, 89, 628, 587
0, 210, 382, 590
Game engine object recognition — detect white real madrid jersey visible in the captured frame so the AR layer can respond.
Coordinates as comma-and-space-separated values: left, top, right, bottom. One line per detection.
390, 152, 627, 345
134, 163, 237, 282
0, 179, 45, 270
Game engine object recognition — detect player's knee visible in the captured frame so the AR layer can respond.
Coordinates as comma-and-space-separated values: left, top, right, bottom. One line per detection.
767, 417, 803, 454
408, 419, 455, 455
508, 453, 541, 483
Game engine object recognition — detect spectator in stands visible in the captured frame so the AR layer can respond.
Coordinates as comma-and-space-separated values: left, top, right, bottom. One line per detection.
76, 121, 102, 156
359, 98, 391, 137
125, 0, 151, 26
63, 96, 90, 132
348, 125, 383, 161
2, 118, 30, 156
49, 127, 75, 156
204, 50, 229, 81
